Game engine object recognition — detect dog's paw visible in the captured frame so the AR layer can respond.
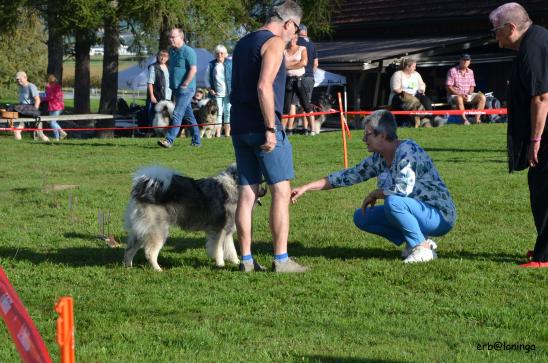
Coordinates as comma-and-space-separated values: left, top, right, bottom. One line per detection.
227, 257, 240, 265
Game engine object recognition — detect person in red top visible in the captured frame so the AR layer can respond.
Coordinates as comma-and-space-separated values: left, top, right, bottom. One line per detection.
44, 74, 67, 140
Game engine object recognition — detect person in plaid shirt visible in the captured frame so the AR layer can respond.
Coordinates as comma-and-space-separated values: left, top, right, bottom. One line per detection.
446, 54, 486, 124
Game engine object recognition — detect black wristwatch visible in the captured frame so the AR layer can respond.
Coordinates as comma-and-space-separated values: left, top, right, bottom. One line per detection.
265, 126, 276, 133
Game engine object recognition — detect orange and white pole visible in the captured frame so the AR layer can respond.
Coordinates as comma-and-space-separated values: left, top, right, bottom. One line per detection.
337, 92, 350, 168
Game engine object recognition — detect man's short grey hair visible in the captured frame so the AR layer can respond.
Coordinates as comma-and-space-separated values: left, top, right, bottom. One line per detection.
267, 0, 302, 23
364, 110, 398, 141
489, 2, 532, 32
214, 44, 228, 55
15, 71, 27, 80
171, 28, 185, 38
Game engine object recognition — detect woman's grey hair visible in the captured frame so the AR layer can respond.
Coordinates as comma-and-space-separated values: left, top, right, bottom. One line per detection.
400, 58, 416, 70
489, 3, 532, 32
364, 110, 398, 141
214, 44, 228, 55
267, 0, 302, 23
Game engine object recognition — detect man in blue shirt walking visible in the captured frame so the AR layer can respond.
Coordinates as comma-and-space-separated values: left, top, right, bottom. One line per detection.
158, 28, 201, 148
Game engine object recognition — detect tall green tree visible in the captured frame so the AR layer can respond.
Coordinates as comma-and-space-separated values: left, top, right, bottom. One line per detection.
97, 0, 120, 136
0, 8, 47, 98
58, 0, 102, 113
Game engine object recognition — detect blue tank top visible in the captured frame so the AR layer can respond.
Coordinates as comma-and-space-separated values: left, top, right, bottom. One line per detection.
230, 30, 286, 134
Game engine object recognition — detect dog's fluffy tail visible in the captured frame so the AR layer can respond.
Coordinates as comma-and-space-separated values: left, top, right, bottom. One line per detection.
131, 166, 178, 203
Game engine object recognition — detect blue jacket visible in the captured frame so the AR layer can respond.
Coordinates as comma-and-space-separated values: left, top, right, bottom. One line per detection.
207, 58, 232, 98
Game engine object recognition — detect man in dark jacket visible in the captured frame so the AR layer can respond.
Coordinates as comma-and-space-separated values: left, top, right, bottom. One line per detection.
490, 3, 548, 268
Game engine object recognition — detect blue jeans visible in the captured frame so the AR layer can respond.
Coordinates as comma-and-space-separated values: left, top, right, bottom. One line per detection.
353, 195, 452, 247
215, 96, 231, 124
166, 88, 201, 145
49, 110, 63, 139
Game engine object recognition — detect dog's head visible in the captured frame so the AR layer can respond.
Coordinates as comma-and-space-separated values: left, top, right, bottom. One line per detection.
155, 100, 175, 114
203, 99, 219, 116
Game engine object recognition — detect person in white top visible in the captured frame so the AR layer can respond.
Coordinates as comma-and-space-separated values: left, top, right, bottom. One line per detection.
389, 59, 432, 128
283, 34, 314, 135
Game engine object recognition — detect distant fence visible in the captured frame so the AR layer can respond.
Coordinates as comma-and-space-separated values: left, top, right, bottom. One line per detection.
62, 88, 144, 100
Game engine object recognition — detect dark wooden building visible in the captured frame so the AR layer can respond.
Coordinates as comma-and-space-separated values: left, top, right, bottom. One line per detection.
316, 0, 548, 110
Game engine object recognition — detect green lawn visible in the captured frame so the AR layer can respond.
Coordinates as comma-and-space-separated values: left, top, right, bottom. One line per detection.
0, 125, 546, 362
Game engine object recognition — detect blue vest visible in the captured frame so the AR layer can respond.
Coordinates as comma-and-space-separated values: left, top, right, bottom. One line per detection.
230, 30, 286, 134
208, 58, 232, 97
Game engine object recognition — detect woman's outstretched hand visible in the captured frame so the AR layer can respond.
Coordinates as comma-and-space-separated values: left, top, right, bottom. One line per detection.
290, 186, 306, 204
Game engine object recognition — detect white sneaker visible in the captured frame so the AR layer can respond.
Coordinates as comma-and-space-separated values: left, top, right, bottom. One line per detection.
401, 239, 437, 259
403, 245, 438, 264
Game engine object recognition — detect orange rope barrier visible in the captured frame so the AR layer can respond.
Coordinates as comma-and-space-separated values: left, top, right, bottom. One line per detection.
0, 108, 508, 134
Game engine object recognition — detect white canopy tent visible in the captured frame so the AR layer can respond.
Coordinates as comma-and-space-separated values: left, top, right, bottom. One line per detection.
314, 68, 346, 87
117, 48, 214, 90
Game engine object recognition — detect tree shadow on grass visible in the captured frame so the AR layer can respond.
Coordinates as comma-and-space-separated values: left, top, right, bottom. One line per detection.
0, 235, 213, 269
303, 356, 407, 363
443, 157, 506, 164
43, 141, 133, 148
423, 147, 505, 153
442, 250, 525, 263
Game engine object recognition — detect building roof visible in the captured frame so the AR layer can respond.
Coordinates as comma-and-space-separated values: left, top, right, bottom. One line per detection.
332, 0, 548, 28
316, 34, 494, 70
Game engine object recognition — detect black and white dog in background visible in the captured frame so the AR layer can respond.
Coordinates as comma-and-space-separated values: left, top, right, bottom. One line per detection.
123, 164, 266, 271
152, 100, 175, 136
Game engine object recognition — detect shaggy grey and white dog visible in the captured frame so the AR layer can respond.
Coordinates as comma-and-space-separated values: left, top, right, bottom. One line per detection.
152, 100, 175, 136
124, 163, 249, 271
196, 98, 218, 138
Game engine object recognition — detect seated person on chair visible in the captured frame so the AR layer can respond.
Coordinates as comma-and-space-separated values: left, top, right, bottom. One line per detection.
389, 58, 432, 128
446, 54, 486, 125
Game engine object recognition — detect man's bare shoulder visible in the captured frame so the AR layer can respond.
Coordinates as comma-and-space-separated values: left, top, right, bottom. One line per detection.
261, 36, 285, 56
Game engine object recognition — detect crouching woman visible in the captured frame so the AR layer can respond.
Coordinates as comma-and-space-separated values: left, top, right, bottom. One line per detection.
291, 110, 456, 263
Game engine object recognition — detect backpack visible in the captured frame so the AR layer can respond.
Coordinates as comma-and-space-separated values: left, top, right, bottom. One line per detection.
485, 95, 506, 123
12, 104, 41, 118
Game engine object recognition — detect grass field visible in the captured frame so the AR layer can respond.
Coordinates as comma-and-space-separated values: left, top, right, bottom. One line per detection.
0, 125, 547, 362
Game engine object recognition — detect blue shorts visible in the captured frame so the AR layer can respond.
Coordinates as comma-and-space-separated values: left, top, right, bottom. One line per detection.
232, 131, 294, 185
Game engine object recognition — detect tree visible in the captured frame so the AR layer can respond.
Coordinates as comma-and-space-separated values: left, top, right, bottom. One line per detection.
0, 8, 47, 98
45, 0, 66, 83
97, 1, 120, 137
59, 0, 102, 113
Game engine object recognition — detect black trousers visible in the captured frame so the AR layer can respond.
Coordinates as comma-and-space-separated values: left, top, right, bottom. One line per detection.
528, 143, 548, 262
284, 76, 312, 114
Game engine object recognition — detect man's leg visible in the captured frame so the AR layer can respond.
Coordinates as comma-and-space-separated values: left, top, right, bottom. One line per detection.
268, 180, 291, 255
182, 97, 202, 145
164, 88, 193, 144
453, 96, 469, 124
13, 121, 23, 140
472, 93, 486, 123
528, 157, 548, 262
236, 184, 259, 257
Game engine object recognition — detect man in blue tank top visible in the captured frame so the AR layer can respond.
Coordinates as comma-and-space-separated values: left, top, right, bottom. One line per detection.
231, 0, 308, 273
158, 28, 201, 148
